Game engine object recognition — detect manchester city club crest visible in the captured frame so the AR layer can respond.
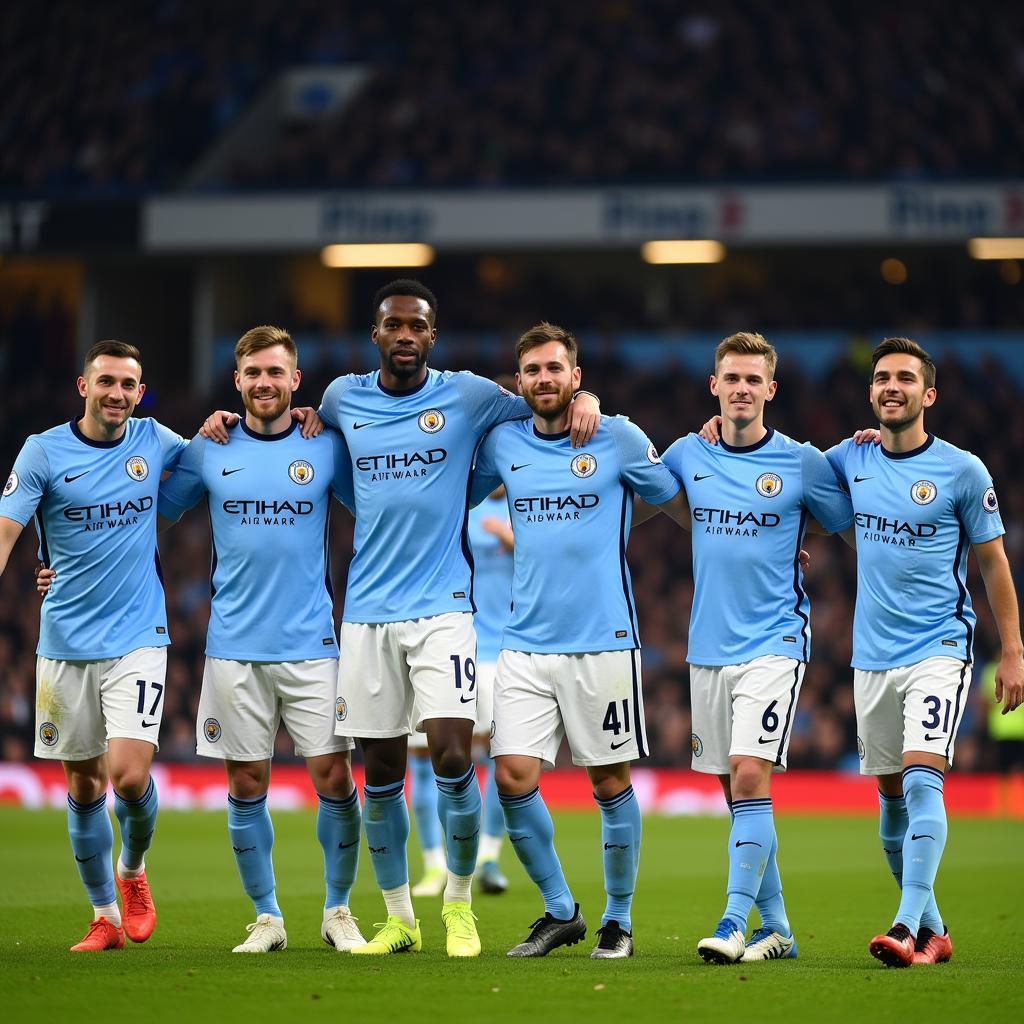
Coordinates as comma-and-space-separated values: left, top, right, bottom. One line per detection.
571, 453, 597, 478
418, 409, 445, 433
288, 460, 314, 484
39, 722, 59, 746
755, 472, 782, 498
857, 735, 866, 760
125, 455, 149, 481
336, 696, 348, 722
204, 717, 222, 742
982, 487, 999, 513
647, 442, 661, 464
3, 471, 18, 497
691, 733, 703, 757
911, 479, 937, 505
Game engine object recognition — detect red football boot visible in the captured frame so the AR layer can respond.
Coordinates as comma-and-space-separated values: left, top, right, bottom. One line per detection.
117, 869, 157, 943
912, 926, 953, 965
70, 916, 125, 952
869, 923, 915, 967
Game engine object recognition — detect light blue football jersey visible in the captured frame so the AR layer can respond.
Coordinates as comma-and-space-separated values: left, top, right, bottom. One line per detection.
468, 494, 514, 662
826, 434, 1003, 670
471, 415, 679, 654
158, 421, 353, 662
318, 368, 529, 624
0, 417, 187, 660
662, 428, 853, 667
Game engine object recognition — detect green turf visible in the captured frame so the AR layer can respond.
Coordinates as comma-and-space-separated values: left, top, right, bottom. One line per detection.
1, 808, 1022, 1023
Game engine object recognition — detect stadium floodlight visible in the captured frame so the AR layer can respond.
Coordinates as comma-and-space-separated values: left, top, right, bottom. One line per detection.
966, 238, 1024, 260
641, 240, 726, 264
320, 243, 435, 267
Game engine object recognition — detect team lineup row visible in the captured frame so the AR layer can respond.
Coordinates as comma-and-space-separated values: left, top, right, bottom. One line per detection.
1, 279, 1022, 966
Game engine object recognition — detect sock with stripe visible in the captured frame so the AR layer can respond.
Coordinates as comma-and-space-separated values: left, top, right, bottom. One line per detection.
409, 754, 443, 867
67, 793, 119, 923
878, 789, 943, 933
227, 793, 281, 917
596, 785, 641, 932
895, 765, 948, 935
113, 776, 158, 875
723, 797, 774, 935
730, 800, 791, 937
436, 765, 482, 902
480, 757, 505, 857
500, 787, 575, 919
364, 779, 413, 926
316, 789, 361, 909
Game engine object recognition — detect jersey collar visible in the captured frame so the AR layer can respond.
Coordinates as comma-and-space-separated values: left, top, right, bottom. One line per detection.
720, 426, 774, 453
880, 433, 934, 460
377, 371, 430, 398
240, 419, 298, 442
533, 424, 571, 442
70, 417, 128, 449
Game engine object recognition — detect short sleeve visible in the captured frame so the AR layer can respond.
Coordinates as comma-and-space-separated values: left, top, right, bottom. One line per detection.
317, 375, 359, 431
328, 429, 355, 512
157, 435, 207, 521
609, 417, 681, 504
0, 437, 50, 526
824, 440, 850, 486
455, 373, 530, 435
955, 453, 1004, 545
799, 444, 854, 533
469, 429, 503, 507
154, 421, 188, 472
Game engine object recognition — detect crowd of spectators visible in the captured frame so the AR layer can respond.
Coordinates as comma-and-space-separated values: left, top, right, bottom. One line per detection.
1, 296, 1021, 772
3, 1, 1022, 192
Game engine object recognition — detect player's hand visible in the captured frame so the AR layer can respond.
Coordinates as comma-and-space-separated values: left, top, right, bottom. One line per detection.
35, 565, 56, 597
481, 517, 505, 536
994, 654, 1024, 715
569, 392, 600, 448
798, 548, 810, 571
199, 410, 239, 444
292, 407, 324, 438
699, 415, 722, 444
852, 428, 882, 445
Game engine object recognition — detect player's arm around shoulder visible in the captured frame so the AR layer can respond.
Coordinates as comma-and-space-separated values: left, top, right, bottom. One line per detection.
468, 424, 506, 508
609, 417, 689, 530
799, 441, 854, 537
157, 433, 208, 524
325, 426, 355, 514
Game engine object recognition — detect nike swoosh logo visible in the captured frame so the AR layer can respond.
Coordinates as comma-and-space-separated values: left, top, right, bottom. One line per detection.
923, 733, 943, 741
232, 846, 256, 854
510, 835, 531, 843
610, 739, 631, 750
757, 736, 777, 745
352, 421, 374, 430
854, 475, 873, 483
603, 843, 628, 850
337, 839, 359, 849
221, 467, 244, 476
511, 464, 530, 472
911, 833, 934, 841
64, 471, 90, 483
459, 695, 475, 703
735, 840, 762, 848
141, 720, 158, 729
74, 853, 98, 863
452, 828, 480, 842
693, 473, 714, 481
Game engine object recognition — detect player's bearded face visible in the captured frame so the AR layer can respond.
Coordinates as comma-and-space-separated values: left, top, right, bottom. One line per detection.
373, 296, 436, 381
241, 379, 291, 421
518, 343, 580, 421
870, 356, 934, 431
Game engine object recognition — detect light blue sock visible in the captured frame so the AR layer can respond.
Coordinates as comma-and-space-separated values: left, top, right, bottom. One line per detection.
435, 765, 482, 877
500, 787, 575, 919
596, 785, 641, 931
409, 755, 441, 852
895, 765, 948, 935
316, 790, 361, 909
67, 793, 116, 908
730, 800, 790, 935
481, 758, 505, 843
723, 797, 774, 934
878, 789, 943, 933
363, 780, 410, 890
227, 793, 281, 917
113, 776, 158, 871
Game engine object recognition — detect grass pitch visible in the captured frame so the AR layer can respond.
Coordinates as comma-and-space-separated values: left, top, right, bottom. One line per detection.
1, 808, 1021, 1023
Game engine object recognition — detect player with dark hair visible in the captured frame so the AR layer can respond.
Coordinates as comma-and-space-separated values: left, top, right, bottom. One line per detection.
0, 341, 187, 951
826, 337, 1023, 967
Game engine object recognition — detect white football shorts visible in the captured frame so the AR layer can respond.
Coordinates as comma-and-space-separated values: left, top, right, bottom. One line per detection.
336, 612, 478, 739
197, 657, 354, 761
491, 648, 648, 769
854, 656, 971, 775
688, 655, 805, 775
408, 659, 495, 750
35, 647, 168, 761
